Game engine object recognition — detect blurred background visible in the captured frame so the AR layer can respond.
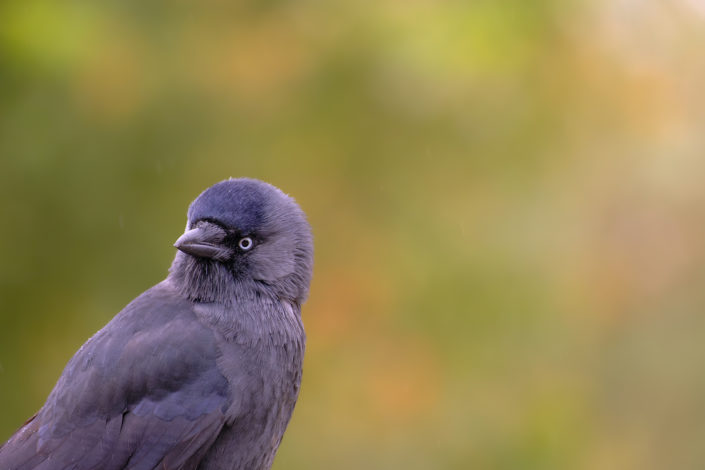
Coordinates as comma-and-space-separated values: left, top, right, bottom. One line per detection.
2, 0, 705, 468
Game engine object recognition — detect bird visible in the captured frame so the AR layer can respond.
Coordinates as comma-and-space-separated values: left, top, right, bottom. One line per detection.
0, 178, 313, 470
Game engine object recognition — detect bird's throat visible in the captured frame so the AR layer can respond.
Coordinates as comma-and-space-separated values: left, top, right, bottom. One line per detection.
168, 251, 239, 304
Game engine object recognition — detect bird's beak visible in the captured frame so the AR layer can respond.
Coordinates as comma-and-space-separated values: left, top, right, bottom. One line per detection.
174, 222, 232, 261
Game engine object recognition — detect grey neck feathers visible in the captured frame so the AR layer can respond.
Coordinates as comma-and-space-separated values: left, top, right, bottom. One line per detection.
167, 251, 302, 307
168, 251, 249, 304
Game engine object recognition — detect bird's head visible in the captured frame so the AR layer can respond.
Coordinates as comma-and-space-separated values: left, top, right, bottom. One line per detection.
169, 178, 313, 305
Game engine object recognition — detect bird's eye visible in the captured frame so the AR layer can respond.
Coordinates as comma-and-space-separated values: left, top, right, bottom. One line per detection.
238, 237, 254, 251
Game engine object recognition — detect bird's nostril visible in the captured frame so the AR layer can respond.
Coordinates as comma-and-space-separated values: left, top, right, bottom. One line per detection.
174, 222, 231, 261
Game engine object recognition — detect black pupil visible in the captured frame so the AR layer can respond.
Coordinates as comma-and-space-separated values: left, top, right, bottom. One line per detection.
240, 238, 251, 249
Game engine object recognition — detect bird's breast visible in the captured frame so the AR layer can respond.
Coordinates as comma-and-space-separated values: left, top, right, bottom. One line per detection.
197, 334, 304, 470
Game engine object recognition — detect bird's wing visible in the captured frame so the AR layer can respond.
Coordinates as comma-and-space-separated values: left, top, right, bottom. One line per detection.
0, 283, 231, 470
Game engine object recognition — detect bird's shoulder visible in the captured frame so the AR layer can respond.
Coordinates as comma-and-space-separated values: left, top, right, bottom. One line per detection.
44, 281, 230, 426
0, 282, 231, 470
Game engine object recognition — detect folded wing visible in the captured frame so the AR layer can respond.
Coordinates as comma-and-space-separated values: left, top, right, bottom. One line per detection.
0, 284, 230, 470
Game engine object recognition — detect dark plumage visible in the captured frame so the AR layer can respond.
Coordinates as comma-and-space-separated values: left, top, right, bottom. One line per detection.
0, 178, 313, 470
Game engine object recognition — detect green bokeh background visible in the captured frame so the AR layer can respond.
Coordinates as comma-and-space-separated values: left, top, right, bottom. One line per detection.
2, 1, 705, 468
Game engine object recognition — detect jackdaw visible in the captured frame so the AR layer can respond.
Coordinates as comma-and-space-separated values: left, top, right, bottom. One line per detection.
0, 178, 313, 470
